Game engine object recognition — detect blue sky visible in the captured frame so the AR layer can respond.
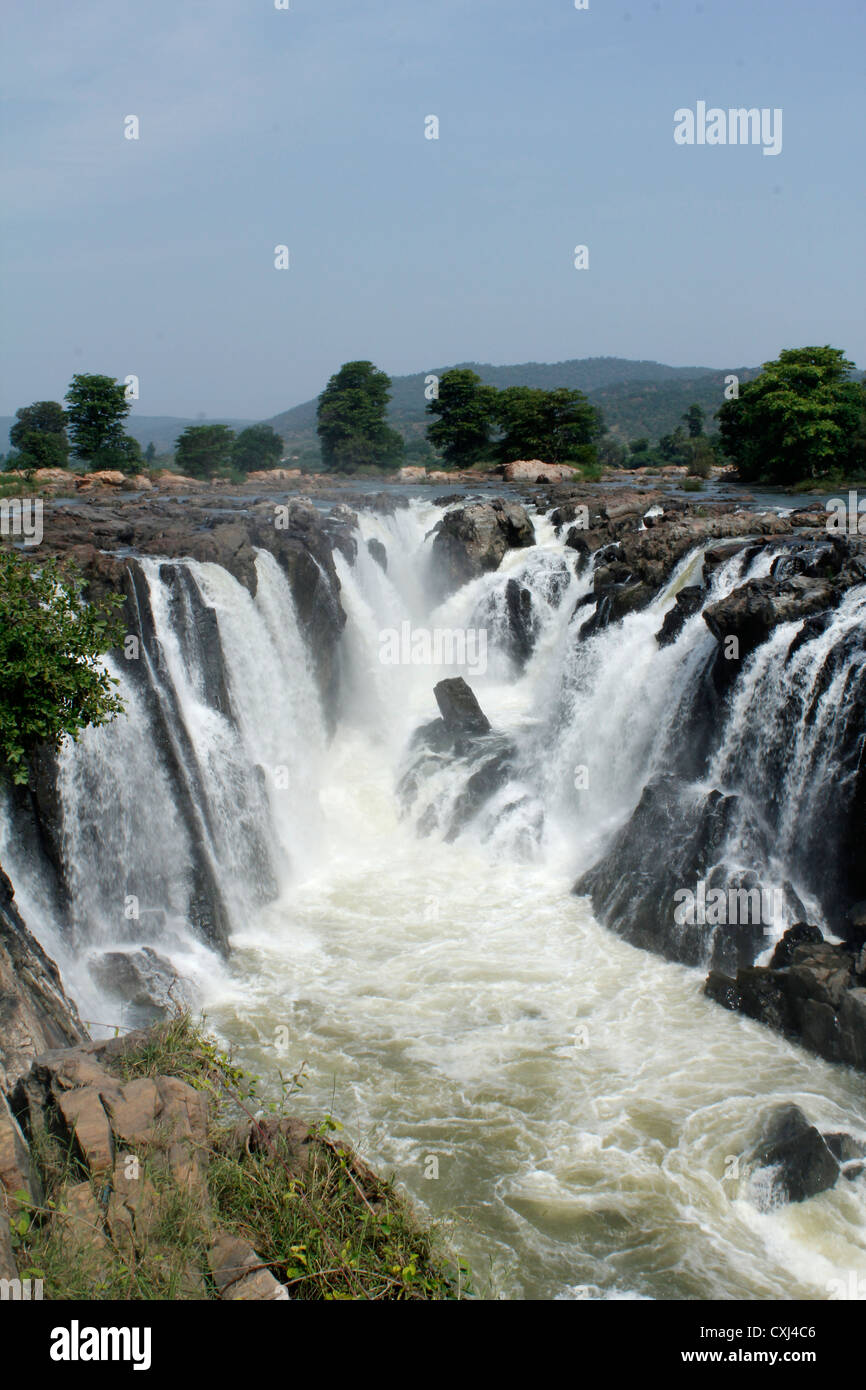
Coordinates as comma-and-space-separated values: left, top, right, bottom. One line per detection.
2, 0, 864, 419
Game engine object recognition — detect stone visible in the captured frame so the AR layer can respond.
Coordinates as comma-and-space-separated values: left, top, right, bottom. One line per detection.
433, 677, 491, 736
0, 1094, 41, 1209
0, 1211, 19, 1282
746, 1105, 840, 1204
208, 1233, 289, 1301
57, 1088, 114, 1179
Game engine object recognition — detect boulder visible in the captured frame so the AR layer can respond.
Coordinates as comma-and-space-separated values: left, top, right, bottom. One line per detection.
503, 460, 577, 483
433, 677, 491, 735
431, 500, 535, 597
745, 1105, 840, 1204
366, 537, 388, 572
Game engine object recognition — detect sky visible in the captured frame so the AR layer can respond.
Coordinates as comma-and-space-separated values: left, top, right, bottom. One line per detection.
1, 0, 864, 420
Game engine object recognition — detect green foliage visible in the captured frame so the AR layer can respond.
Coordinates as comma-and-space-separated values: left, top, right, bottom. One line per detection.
682, 403, 705, 438
231, 424, 284, 473
687, 437, 715, 478
0, 553, 125, 783
174, 423, 236, 479
718, 346, 865, 483
495, 386, 601, 464
596, 434, 629, 469
9, 402, 70, 471
144, 442, 156, 465
64, 375, 136, 470
426, 369, 498, 466
317, 361, 405, 473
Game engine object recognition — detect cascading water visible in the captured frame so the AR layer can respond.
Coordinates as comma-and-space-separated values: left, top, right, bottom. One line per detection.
2, 495, 865, 1298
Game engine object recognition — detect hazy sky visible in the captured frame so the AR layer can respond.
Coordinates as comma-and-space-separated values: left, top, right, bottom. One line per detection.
2, 0, 864, 420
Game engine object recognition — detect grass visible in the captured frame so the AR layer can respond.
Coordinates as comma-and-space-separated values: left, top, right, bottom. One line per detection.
9, 1014, 469, 1301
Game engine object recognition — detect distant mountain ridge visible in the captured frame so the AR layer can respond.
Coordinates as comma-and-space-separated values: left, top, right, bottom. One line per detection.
1, 358, 763, 455
263, 356, 761, 449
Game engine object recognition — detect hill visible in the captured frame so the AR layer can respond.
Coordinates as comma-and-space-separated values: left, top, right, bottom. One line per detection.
263, 357, 760, 451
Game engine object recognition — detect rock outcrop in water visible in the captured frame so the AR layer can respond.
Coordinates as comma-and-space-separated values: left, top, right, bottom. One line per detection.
705, 924, 866, 1071
430, 500, 535, 598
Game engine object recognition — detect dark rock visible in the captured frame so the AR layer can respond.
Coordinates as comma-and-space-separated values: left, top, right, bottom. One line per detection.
0, 866, 87, 1092
366, 537, 388, 572
433, 677, 491, 736
823, 1132, 866, 1164
769, 923, 824, 969
655, 585, 704, 648
430, 500, 534, 597
746, 1105, 840, 1204
504, 579, 537, 669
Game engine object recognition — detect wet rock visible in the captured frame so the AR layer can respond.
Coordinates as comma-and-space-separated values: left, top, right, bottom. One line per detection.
704, 574, 839, 671
504, 579, 537, 669
433, 677, 491, 736
0, 866, 86, 1092
745, 1105, 840, 1204
575, 775, 771, 972
88, 947, 192, 1022
655, 585, 704, 647
431, 500, 534, 597
703, 927, 866, 1071
367, 537, 388, 572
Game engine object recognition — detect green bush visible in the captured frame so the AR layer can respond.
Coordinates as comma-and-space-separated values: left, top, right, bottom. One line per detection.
0, 553, 125, 783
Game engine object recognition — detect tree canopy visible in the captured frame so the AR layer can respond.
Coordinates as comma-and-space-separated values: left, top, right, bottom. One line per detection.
426, 369, 498, 466
717, 346, 864, 483
316, 361, 405, 472
495, 386, 602, 464
64, 375, 140, 473
232, 424, 284, 473
174, 424, 236, 478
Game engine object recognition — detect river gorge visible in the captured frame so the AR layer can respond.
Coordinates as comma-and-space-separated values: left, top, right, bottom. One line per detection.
1, 476, 865, 1301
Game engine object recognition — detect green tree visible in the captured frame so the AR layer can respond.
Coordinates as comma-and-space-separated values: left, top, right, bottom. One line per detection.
629, 437, 650, 456
658, 425, 688, 463
174, 424, 236, 479
426, 369, 498, 467
686, 437, 715, 478
496, 387, 601, 464
596, 435, 628, 469
64, 375, 136, 470
682, 403, 705, 438
0, 553, 125, 784
9, 401, 70, 472
231, 424, 284, 473
718, 346, 864, 483
316, 361, 404, 472
144, 442, 156, 465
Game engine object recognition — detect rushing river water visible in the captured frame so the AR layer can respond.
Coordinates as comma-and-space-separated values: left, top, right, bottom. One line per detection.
3, 495, 865, 1300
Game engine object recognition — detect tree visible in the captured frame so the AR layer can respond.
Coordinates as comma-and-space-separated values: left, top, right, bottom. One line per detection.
8, 400, 70, 471
687, 437, 715, 478
0, 553, 125, 784
232, 424, 284, 473
682, 403, 705, 438
426, 369, 498, 467
718, 346, 865, 483
658, 425, 688, 463
496, 387, 601, 464
64, 374, 136, 470
316, 361, 404, 472
174, 424, 236, 479
144, 442, 156, 465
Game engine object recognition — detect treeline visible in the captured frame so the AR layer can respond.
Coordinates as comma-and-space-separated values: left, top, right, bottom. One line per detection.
1, 375, 286, 480
314, 361, 604, 473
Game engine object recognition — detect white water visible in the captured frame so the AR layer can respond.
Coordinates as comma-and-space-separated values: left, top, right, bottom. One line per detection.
4, 498, 866, 1299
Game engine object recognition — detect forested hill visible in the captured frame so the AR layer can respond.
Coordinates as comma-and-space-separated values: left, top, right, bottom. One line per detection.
264, 357, 760, 447
0, 359, 760, 455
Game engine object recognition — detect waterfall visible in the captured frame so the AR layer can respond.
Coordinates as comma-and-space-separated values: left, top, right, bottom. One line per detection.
2, 493, 865, 1299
